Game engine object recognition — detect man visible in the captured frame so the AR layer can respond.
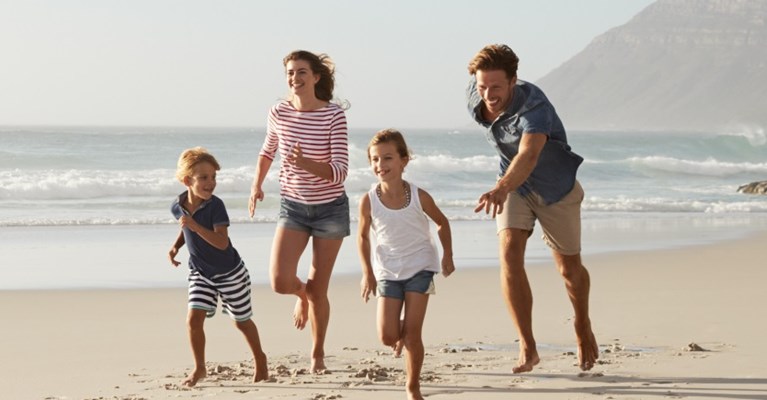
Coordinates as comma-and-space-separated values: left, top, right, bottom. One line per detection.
466, 44, 598, 373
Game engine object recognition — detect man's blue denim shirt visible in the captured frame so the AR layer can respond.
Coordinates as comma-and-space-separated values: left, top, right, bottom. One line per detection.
466, 76, 583, 205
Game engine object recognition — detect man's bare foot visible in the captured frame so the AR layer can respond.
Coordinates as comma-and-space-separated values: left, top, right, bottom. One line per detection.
511, 349, 540, 373
393, 339, 404, 358
182, 368, 207, 387
310, 357, 327, 374
293, 295, 309, 330
406, 385, 425, 400
253, 352, 269, 382
576, 327, 599, 371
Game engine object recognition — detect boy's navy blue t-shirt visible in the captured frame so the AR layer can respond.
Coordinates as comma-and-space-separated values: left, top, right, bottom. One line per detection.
171, 192, 242, 278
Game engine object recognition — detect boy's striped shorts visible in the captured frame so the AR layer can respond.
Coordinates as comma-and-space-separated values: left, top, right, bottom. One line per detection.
187, 262, 253, 321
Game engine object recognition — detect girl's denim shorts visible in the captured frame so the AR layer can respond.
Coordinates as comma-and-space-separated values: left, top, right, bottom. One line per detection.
277, 193, 350, 239
377, 270, 436, 300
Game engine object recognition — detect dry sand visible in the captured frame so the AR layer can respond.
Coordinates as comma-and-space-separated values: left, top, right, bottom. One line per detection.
2, 232, 766, 399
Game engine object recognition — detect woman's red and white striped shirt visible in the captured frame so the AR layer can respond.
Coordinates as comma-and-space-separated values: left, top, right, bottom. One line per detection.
259, 101, 349, 205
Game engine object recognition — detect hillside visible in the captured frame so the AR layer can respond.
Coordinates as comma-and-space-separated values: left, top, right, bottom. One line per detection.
536, 0, 767, 132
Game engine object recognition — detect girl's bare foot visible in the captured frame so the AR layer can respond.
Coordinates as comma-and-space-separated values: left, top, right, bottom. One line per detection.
311, 357, 327, 374
253, 353, 269, 382
182, 368, 207, 387
393, 339, 404, 358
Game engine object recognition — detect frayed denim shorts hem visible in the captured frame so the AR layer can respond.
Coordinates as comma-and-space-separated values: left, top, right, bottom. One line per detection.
277, 193, 350, 239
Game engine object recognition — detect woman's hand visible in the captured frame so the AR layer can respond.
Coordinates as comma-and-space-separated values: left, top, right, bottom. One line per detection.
249, 186, 264, 218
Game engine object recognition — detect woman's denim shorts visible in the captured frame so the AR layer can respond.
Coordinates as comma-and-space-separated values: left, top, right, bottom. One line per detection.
377, 270, 436, 300
277, 193, 350, 239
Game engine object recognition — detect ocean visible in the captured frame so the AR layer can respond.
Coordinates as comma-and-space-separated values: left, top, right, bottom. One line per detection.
2, 126, 767, 289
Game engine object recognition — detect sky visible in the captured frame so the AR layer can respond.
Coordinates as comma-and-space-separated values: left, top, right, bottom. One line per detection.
0, 0, 655, 130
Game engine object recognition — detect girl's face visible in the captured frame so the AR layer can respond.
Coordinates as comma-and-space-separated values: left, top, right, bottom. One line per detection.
184, 161, 217, 201
285, 59, 319, 98
368, 142, 407, 183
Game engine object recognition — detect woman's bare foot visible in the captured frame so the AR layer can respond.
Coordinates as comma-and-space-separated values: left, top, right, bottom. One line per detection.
253, 352, 269, 382
511, 348, 540, 373
293, 294, 309, 330
310, 357, 327, 374
182, 368, 207, 387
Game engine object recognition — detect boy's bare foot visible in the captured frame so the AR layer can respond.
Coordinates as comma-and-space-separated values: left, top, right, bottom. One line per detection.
576, 326, 599, 371
293, 296, 309, 330
511, 348, 540, 373
182, 368, 207, 387
253, 352, 269, 382
393, 339, 404, 358
310, 357, 327, 374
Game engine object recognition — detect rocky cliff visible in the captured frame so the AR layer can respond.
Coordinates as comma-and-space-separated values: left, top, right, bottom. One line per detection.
537, 0, 767, 132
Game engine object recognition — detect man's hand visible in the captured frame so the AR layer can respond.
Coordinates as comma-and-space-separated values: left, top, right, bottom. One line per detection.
474, 184, 510, 218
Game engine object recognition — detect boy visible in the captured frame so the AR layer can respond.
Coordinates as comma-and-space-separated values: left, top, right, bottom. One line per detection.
168, 147, 268, 386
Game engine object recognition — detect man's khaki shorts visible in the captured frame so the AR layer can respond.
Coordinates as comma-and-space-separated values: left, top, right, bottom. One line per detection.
496, 181, 584, 255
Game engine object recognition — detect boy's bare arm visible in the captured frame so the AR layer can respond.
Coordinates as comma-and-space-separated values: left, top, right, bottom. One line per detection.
179, 216, 230, 250
168, 230, 185, 267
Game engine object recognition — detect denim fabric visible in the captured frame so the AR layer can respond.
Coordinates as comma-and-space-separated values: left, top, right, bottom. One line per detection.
277, 192, 350, 239
377, 270, 436, 300
467, 77, 584, 204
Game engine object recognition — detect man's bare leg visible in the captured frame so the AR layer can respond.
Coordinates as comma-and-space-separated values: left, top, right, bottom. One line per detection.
499, 228, 540, 373
553, 251, 599, 370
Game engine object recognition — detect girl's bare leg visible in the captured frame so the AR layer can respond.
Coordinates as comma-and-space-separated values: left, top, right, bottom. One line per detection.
402, 292, 429, 400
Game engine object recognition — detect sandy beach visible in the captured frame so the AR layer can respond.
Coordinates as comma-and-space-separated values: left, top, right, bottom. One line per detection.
2, 229, 766, 400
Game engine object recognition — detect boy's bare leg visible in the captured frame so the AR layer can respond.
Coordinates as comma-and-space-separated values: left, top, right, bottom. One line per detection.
553, 251, 599, 371
402, 292, 429, 400
183, 309, 208, 387
307, 237, 343, 373
499, 229, 540, 373
236, 319, 269, 382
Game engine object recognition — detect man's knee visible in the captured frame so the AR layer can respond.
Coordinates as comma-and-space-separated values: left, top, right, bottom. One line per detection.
555, 253, 587, 281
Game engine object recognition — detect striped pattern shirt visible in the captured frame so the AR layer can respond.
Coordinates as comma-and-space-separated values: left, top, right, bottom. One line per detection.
260, 101, 349, 204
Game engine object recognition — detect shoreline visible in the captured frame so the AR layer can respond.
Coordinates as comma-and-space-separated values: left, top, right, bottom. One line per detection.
3, 230, 766, 399
3, 214, 767, 291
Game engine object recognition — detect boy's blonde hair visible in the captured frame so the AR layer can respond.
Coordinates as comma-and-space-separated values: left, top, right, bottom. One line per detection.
175, 147, 221, 183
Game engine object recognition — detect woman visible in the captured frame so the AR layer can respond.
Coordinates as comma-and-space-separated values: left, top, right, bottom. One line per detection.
249, 50, 349, 373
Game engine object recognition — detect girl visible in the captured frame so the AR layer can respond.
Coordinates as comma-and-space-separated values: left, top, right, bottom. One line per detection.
357, 128, 455, 400
249, 50, 349, 373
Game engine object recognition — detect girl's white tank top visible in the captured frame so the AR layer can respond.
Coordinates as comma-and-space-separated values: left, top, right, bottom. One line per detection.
369, 181, 440, 281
